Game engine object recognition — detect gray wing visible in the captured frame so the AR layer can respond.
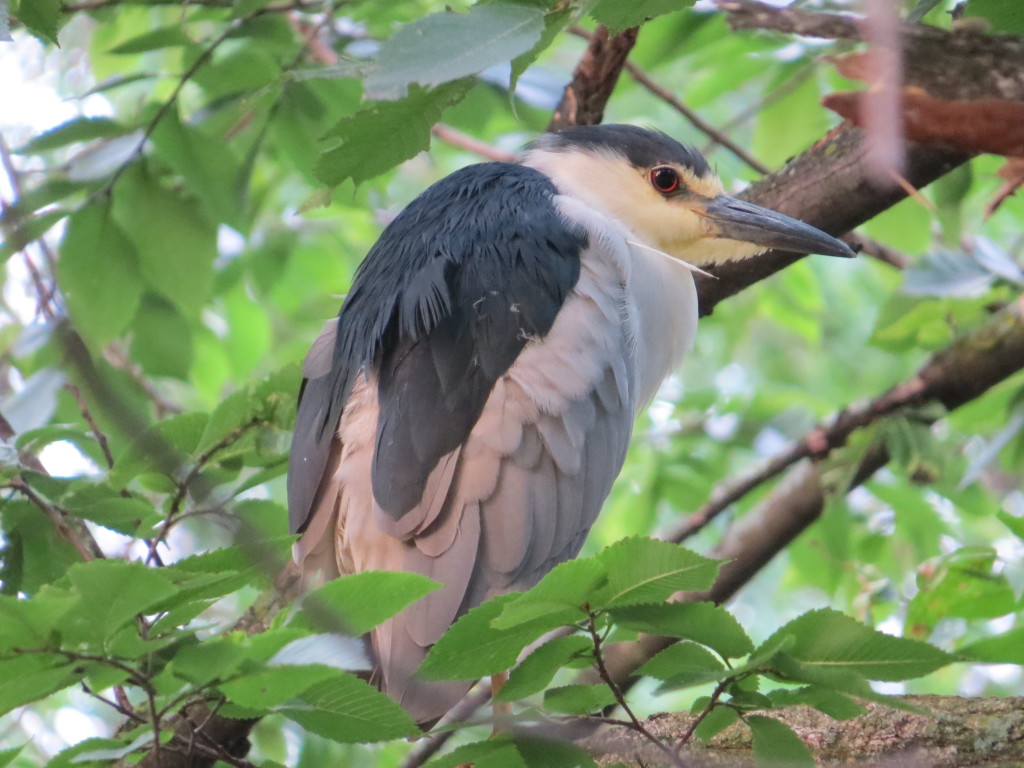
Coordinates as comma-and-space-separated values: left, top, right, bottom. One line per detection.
287, 163, 585, 537
289, 169, 639, 723
360, 249, 636, 724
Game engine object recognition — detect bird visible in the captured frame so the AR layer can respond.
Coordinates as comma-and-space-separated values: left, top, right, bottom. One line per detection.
287, 124, 855, 726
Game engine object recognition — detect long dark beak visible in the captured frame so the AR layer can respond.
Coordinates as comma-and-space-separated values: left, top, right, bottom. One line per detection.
697, 195, 855, 258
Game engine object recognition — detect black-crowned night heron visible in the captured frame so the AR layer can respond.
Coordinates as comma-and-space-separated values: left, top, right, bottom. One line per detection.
288, 124, 854, 725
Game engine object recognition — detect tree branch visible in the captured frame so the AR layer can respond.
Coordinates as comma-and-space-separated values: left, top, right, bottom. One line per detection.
602, 297, 1024, 690
694, 127, 966, 315
431, 124, 515, 163
548, 25, 639, 130
582, 695, 1024, 767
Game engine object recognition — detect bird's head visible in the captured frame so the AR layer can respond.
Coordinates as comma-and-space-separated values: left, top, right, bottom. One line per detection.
521, 124, 855, 266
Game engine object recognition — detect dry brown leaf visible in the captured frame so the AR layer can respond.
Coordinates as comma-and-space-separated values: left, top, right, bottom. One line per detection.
823, 87, 1024, 157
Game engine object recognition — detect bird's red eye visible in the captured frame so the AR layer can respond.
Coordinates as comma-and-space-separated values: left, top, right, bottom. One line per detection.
650, 166, 680, 194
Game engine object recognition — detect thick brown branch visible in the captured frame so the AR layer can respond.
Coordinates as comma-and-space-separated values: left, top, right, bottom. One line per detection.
583, 695, 1024, 767
548, 25, 639, 131
694, 127, 966, 315
720, 0, 1024, 103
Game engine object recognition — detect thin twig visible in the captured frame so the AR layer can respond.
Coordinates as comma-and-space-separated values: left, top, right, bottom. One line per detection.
4, 479, 103, 560
586, 611, 685, 768
65, 382, 116, 469
431, 124, 516, 163
666, 376, 928, 543
674, 678, 731, 750
399, 686, 492, 768
100, 12, 260, 195
146, 418, 261, 564
847, 232, 908, 269
568, 27, 772, 175
0, 131, 61, 320
705, 63, 815, 155
623, 58, 769, 174
81, 682, 146, 724
103, 347, 181, 417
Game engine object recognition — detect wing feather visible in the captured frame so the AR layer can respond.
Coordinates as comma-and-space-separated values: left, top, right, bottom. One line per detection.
289, 167, 704, 726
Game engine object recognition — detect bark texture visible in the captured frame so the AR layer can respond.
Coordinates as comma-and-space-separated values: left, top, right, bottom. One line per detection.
583, 695, 1024, 767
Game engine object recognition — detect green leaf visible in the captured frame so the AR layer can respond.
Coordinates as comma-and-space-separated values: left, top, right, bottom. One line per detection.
197, 388, 256, 455
767, 686, 865, 721
57, 202, 142, 352
315, 79, 474, 187
150, 109, 246, 229
278, 673, 418, 743
365, 3, 547, 100
907, 0, 945, 22
608, 602, 754, 659
0, 655, 78, 717
1, 502, 82, 595
109, 412, 205, 488
906, 547, 1017, 635
268, 634, 371, 672
492, 557, 606, 630
0, 208, 67, 262
73, 497, 163, 537
960, 626, 1024, 664
0, 589, 78, 650
225, 283, 273, 377
221, 665, 340, 709
14, 0, 61, 44
590, 0, 695, 33
760, 609, 953, 681
108, 25, 193, 54
64, 560, 180, 644
965, 0, 1024, 33
753, 70, 824, 169
510, 5, 573, 92
543, 683, 617, 715
130, 294, 194, 379
112, 165, 216, 318
593, 538, 720, 608
54, 733, 153, 764
17, 117, 130, 153
767, 653, 921, 712
173, 637, 245, 685
515, 735, 597, 768
0, 745, 23, 768
424, 737, 523, 768
497, 635, 593, 701
420, 595, 553, 681
301, 571, 440, 636
746, 715, 815, 768
694, 704, 739, 742
637, 641, 725, 683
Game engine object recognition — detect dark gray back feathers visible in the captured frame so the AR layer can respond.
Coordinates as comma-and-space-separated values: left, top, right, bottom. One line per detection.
288, 163, 586, 533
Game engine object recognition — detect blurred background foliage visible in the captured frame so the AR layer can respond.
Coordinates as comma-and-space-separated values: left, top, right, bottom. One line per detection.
0, 0, 1023, 765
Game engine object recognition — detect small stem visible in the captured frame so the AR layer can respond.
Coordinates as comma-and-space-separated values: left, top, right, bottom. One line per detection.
5, 479, 102, 561
65, 382, 116, 469
146, 418, 261, 564
586, 611, 685, 768
431, 124, 515, 162
675, 678, 731, 749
